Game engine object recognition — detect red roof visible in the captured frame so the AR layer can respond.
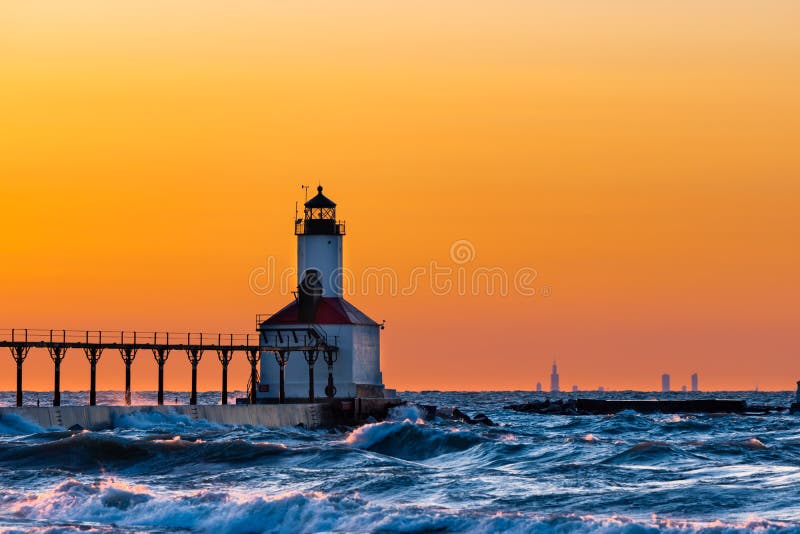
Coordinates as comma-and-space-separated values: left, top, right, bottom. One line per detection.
262, 297, 379, 327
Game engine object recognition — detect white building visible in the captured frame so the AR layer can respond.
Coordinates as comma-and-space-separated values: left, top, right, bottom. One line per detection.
257, 186, 384, 401
661, 373, 671, 392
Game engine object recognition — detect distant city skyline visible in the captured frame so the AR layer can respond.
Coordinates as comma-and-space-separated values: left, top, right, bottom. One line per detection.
660, 372, 702, 393
533, 367, 708, 393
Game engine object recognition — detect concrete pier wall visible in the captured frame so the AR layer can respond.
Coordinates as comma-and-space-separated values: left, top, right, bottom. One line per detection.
0, 404, 332, 431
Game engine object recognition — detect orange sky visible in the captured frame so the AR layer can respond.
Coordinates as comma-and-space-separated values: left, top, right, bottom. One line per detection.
1, 1, 799, 392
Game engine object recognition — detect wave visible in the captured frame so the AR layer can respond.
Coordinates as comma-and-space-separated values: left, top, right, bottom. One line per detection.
3, 478, 798, 534
601, 441, 706, 467
345, 420, 484, 460
387, 403, 425, 422
0, 432, 291, 473
656, 415, 715, 432
692, 437, 769, 456
718, 437, 768, 450
595, 411, 657, 435
111, 409, 219, 431
0, 414, 43, 436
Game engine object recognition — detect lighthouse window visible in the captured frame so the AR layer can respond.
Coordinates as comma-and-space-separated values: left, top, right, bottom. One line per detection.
305, 207, 336, 220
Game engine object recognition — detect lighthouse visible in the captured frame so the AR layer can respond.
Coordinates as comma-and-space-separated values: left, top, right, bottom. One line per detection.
257, 186, 385, 400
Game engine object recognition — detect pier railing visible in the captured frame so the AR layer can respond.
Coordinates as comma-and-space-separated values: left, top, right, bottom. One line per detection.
0, 329, 260, 349
1, 327, 339, 409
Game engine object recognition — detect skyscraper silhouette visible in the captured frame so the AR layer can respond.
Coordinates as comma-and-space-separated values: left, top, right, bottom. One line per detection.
550, 362, 560, 393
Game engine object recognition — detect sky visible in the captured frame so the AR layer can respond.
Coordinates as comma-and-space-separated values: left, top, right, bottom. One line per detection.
1, 1, 799, 392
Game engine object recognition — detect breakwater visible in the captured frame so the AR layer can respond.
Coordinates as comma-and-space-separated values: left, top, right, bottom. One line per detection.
0, 404, 330, 430
506, 397, 788, 415
0, 398, 403, 431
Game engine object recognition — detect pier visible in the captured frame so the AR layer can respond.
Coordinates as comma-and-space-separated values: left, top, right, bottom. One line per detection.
1, 325, 339, 408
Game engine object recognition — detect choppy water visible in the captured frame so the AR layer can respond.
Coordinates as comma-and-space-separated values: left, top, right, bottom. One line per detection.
1, 390, 800, 533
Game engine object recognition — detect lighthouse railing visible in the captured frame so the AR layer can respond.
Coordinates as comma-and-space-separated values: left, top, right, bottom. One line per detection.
294, 219, 346, 236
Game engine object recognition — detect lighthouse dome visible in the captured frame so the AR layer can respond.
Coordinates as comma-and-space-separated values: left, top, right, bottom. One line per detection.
304, 186, 336, 208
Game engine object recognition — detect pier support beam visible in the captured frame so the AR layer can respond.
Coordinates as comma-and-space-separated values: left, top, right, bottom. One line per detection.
323, 349, 338, 400
9, 346, 30, 407
83, 347, 103, 406
216, 347, 233, 405
246, 349, 260, 405
186, 348, 203, 405
47, 347, 67, 406
304, 349, 319, 403
151, 348, 170, 405
118, 347, 137, 406
275, 350, 290, 404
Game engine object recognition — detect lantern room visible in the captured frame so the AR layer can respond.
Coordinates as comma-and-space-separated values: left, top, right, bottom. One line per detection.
295, 186, 346, 236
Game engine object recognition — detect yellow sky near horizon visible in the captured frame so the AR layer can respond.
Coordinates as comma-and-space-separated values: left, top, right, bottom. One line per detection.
1, 1, 799, 392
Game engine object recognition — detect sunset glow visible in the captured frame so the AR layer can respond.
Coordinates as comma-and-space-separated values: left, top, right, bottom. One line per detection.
1, 1, 798, 392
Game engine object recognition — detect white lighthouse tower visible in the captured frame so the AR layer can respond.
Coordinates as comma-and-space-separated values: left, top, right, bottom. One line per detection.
257, 186, 384, 401
296, 186, 344, 298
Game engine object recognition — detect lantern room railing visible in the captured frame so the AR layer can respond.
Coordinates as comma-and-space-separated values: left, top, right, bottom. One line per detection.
294, 219, 345, 235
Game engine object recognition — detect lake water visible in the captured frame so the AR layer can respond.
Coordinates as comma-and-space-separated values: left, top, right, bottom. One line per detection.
1, 390, 799, 533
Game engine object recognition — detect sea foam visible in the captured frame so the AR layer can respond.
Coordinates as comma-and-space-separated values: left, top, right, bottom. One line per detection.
3, 478, 796, 534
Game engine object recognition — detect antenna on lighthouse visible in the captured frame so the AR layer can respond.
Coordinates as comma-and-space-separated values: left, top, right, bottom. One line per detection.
301, 184, 310, 202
